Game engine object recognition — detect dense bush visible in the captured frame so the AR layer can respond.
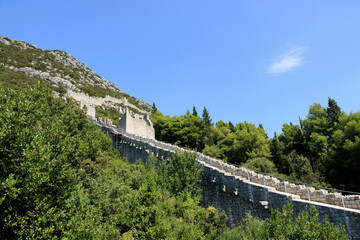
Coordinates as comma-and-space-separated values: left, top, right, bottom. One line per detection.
156, 151, 204, 198
242, 157, 278, 175
219, 202, 348, 239
0, 82, 228, 239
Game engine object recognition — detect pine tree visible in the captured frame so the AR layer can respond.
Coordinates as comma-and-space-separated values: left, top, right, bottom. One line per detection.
202, 107, 212, 126
192, 106, 198, 116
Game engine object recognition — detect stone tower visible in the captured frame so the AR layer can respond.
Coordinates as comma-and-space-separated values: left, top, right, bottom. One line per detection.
118, 108, 155, 139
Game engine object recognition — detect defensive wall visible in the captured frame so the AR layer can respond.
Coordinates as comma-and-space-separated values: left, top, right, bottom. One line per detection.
69, 90, 147, 119
94, 120, 360, 239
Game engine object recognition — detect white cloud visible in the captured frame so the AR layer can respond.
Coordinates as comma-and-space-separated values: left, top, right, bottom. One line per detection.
267, 46, 306, 74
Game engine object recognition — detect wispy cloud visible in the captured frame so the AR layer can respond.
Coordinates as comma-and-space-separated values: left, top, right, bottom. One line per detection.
267, 46, 306, 74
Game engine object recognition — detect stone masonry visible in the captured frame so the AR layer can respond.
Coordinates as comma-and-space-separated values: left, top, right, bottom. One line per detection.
118, 108, 155, 139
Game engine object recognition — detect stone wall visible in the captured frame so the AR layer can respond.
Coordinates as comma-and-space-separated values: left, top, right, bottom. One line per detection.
68, 89, 147, 118
95, 122, 360, 239
79, 100, 96, 119
118, 108, 155, 139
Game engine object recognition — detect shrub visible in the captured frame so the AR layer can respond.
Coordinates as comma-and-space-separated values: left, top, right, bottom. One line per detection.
242, 157, 278, 175
220, 201, 348, 239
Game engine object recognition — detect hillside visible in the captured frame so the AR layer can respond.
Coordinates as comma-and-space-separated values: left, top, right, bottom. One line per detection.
0, 36, 152, 122
0, 36, 352, 239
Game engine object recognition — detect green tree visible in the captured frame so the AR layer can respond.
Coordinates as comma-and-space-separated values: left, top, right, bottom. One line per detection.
326, 97, 341, 146
279, 122, 307, 157
202, 106, 212, 126
242, 157, 278, 175
269, 132, 284, 171
157, 151, 203, 198
301, 103, 332, 177
203, 121, 271, 165
150, 110, 171, 141
327, 112, 360, 192
151, 110, 205, 150
283, 151, 320, 184
152, 102, 158, 113
193, 106, 198, 116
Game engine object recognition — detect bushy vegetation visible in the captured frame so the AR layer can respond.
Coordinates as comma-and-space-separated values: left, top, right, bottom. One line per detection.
0, 68, 40, 90
0, 82, 228, 239
220, 201, 348, 239
151, 100, 360, 192
95, 105, 121, 123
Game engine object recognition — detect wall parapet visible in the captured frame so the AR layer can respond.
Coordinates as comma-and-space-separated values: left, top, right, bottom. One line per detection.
118, 129, 360, 211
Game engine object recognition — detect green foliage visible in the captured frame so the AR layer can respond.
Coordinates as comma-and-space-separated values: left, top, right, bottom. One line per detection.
328, 112, 360, 191
276, 99, 360, 191
283, 151, 320, 184
152, 109, 271, 166
0, 68, 40, 90
152, 102, 158, 113
269, 132, 284, 171
326, 97, 341, 139
0, 82, 113, 238
242, 157, 278, 175
302, 103, 329, 173
0, 83, 228, 239
204, 121, 271, 165
95, 105, 120, 123
55, 82, 67, 97
151, 97, 359, 192
279, 122, 307, 157
0, 62, 6, 81
202, 106, 212, 126
193, 106, 198, 116
151, 110, 206, 150
219, 212, 265, 240
220, 202, 348, 239
157, 151, 203, 198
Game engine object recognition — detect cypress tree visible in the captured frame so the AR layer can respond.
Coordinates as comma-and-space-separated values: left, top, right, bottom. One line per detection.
152, 102, 158, 113
326, 97, 341, 148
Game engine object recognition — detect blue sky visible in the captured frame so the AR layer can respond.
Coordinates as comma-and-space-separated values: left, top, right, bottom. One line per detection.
1, 1, 360, 136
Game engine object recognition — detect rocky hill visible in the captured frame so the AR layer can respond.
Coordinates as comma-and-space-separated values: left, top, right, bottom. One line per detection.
0, 36, 152, 122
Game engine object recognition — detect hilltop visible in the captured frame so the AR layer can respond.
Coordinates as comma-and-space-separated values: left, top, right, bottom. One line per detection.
0, 36, 152, 122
